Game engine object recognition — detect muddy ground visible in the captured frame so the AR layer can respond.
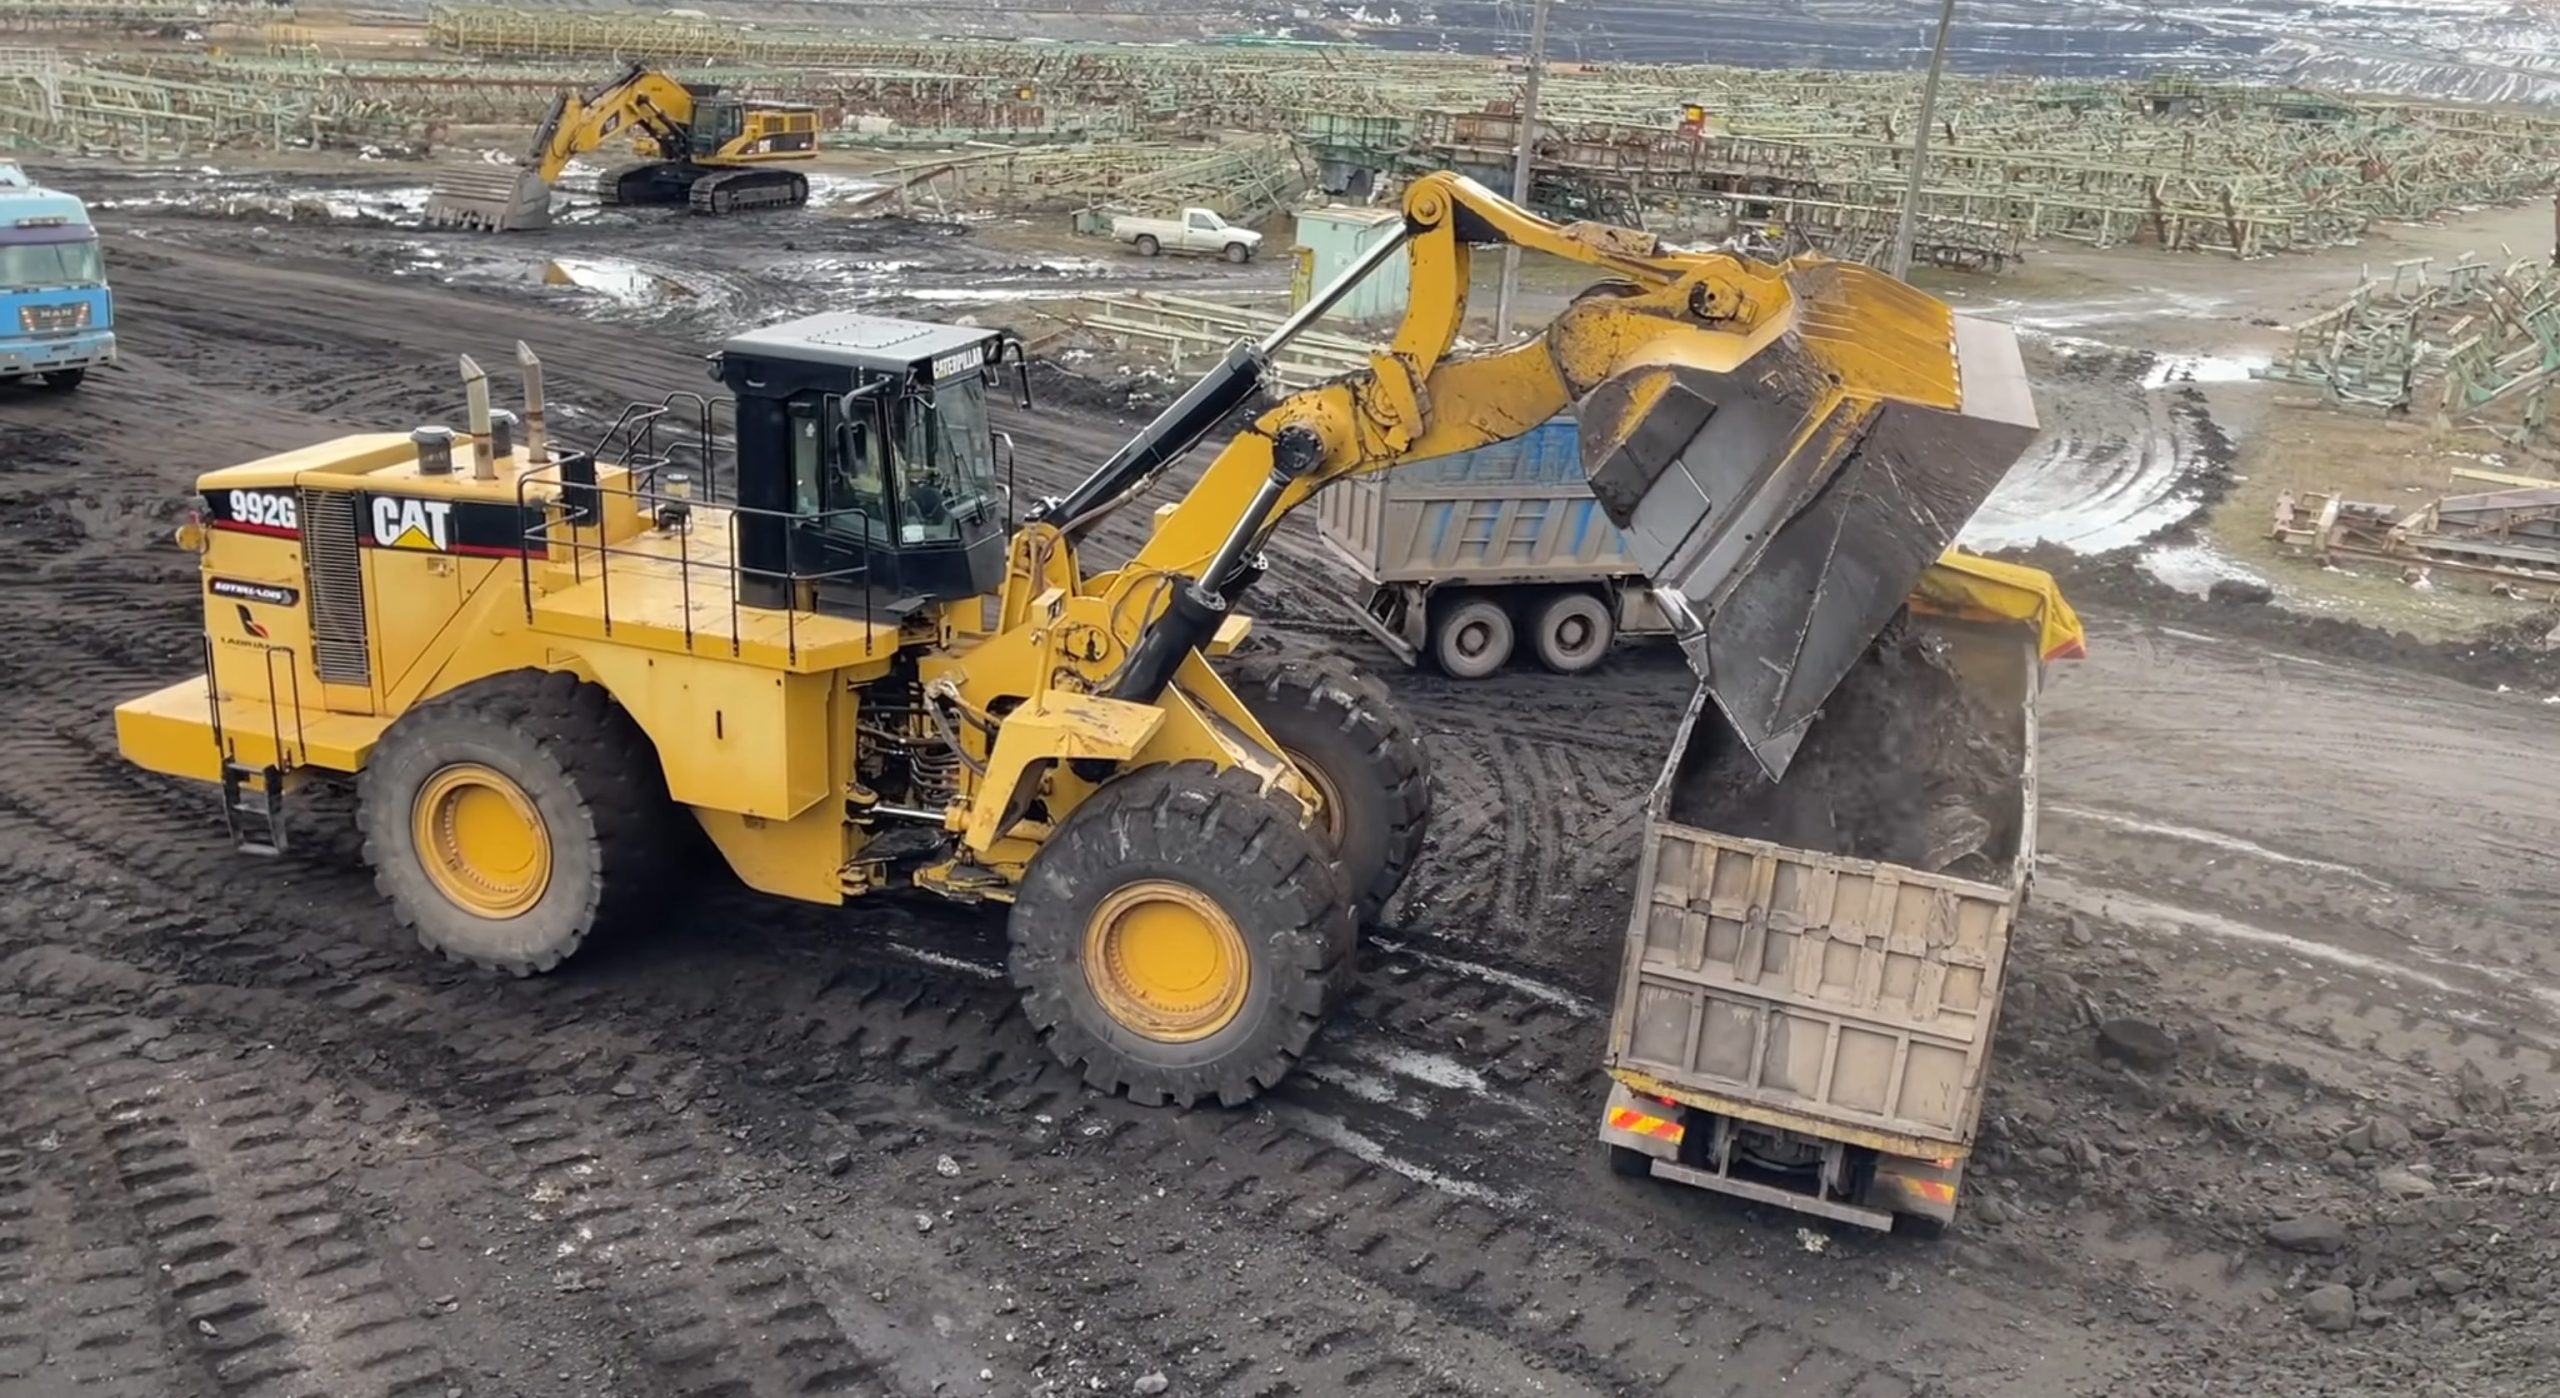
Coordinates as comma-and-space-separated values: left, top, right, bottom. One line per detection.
1, 172, 2556, 1398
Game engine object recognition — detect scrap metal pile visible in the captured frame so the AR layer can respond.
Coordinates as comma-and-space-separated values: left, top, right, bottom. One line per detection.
2272, 465, 2560, 595
8, 1, 2559, 250
2259, 254, 2560, 453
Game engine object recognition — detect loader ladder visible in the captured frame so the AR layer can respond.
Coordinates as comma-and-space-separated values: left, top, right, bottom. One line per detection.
201, 636, 310, 858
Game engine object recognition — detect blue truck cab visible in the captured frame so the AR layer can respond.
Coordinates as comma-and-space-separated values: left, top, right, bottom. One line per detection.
0, 162, 114, 391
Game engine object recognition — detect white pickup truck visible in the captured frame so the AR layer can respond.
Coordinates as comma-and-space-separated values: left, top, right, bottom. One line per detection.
1109, 207, 1263, 262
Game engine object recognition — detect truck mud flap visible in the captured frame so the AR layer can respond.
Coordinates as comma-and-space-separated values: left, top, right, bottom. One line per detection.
1579, 313, 2036, 777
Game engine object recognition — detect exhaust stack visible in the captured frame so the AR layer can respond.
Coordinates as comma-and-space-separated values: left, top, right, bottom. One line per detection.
516, 341, 550, 464
460, 355, 495, 480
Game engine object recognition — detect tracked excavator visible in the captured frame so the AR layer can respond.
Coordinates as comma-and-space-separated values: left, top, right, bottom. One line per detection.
116, 172, 2053, 1107
424, 61, 819, 232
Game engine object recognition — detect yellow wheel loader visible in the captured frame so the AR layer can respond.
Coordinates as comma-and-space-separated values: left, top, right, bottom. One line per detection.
425, 61, 820, 232
117, 172, 2048, 1107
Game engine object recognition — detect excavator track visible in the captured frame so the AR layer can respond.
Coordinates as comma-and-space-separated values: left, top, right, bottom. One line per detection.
600, 159, 701, 208
688, 167, 811, 216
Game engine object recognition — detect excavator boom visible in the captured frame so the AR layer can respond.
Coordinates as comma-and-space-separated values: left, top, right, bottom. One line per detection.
1024, 172, 2039, 776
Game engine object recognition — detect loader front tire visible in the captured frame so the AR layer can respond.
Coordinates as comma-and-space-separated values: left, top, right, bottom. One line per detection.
1225, 655, 1430, 923
1010, 762, 1354, 1108
360, 670, 677, 976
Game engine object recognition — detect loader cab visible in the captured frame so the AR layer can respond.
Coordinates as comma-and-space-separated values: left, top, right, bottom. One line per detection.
716, 310, 1024, 615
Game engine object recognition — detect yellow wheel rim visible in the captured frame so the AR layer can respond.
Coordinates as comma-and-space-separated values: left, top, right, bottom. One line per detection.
411, 763, 552, 918
1282, 746, 1346, 847
1082, 880, 1250, 1043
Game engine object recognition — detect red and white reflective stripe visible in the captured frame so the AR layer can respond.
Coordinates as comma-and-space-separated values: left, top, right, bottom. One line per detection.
1607, 1106, 1685, 1144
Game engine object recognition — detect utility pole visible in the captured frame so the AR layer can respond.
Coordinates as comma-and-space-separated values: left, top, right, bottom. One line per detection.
1889, 0, 1957, 280
1494, 0, 1552, 339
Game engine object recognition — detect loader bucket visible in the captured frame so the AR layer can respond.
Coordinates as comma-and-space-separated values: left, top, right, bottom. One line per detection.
423, 166, 552, 232
1580, 265, 2038, 780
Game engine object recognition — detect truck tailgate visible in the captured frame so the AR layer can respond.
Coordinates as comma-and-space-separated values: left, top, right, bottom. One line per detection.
1607, 618, 2036, 1152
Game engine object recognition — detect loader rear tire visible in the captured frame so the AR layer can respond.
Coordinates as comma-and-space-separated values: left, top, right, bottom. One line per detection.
360, 670, 678, 976
1010, 762, 1353, 1108
1225, 655, 1429, 923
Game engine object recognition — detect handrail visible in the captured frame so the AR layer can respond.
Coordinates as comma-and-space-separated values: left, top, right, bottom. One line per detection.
510, 451, 878, 665
261, 644, 309, 767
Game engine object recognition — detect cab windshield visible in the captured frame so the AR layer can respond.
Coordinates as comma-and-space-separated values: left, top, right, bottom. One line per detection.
895, 379, 999, 544
0, 237, 101, 292
692, 100, 744, 155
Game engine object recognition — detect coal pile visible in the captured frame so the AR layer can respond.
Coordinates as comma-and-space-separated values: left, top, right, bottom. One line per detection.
1667, 621, 2026, 882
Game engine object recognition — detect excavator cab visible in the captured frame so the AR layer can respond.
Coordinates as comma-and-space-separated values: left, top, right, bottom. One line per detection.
716, 310, 1026, 613
689, 95, 746, 158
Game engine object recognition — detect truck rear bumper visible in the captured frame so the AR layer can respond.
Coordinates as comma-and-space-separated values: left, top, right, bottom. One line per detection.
1, 329, 115, 377
1598, 1081, 1966, 1232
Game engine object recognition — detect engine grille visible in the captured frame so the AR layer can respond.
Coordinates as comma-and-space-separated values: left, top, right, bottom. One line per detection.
18, 301, 88, 334
300, 488, 370, 684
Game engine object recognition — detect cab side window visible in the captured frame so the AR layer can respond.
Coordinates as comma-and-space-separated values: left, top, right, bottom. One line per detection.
830, 408, 888, 539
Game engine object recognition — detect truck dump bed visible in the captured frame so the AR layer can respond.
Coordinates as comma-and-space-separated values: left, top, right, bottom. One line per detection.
1608, 617, 2036, 1164
1314, 418, 1634, 585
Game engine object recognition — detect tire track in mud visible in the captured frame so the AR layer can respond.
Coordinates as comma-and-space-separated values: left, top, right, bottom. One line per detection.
2038, 625, 2560, 1095
0, 1023, 196, 1398
0, 1007, 465, 1398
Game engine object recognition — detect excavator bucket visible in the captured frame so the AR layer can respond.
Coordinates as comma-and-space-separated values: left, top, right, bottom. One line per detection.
423, 166, 553, 232
1578, 266, 2038, 779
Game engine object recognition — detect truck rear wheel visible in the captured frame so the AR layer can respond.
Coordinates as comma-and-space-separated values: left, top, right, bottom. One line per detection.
1009, 762, 1354, 1107
1432, 594, 1514, 679
359, 670, 678, 976
1135, 234, 1161, 257
1529, 589, 1615, 674
1225, 655, 1430, 922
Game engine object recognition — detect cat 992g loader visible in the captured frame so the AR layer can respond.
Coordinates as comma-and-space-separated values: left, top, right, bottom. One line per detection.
116, 171, 2045, 1107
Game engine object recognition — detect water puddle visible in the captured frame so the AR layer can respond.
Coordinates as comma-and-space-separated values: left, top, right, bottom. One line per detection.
544, 256, 694, 306
2140, 539, 2271, 595
2145, 352, 2268, 388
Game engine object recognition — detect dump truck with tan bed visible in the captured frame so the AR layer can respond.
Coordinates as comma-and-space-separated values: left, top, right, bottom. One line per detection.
1599, 559, 2082, 1231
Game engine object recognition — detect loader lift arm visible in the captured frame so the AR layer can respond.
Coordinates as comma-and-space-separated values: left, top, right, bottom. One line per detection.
1018, 171, 2037, 774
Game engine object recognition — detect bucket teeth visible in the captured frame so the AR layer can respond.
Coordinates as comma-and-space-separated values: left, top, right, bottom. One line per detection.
422, 167, 553, 232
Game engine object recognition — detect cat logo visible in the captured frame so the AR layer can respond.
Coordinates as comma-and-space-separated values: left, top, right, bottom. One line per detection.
371, 496, 454, 551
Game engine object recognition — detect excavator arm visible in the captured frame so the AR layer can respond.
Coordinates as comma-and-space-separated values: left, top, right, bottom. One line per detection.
520, 63, 700, 185
1019, 172, 2039, 776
